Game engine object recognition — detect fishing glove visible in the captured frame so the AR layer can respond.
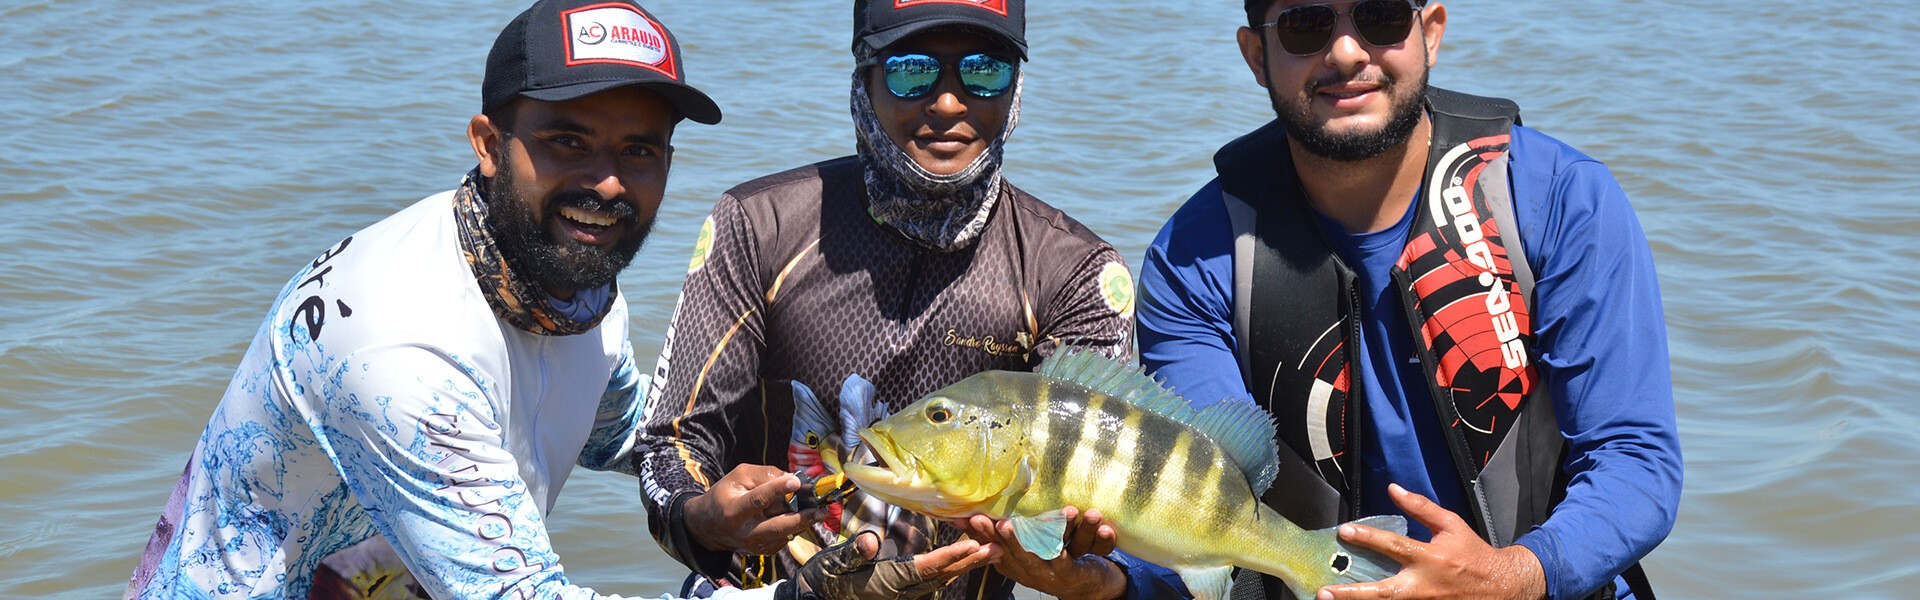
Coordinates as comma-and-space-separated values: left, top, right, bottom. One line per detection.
796, 533, 944, 600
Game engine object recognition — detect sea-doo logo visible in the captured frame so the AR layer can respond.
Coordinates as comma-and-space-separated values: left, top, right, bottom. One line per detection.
894, 0, 1009, 17
1431, 136, 1527, 371
561, 4, 675, 77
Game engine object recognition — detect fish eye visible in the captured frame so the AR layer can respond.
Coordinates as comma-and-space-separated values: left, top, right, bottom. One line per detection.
804, 432, 820, 446
926, 402, 953, 424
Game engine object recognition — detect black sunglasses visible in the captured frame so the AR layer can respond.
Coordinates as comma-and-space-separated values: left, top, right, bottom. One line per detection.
1257, 0, 1422, 56
872, 53, 1017, 100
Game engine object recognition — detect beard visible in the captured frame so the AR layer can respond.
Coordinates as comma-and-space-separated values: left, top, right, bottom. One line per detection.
484, 149, 651, 294
1270, 68, 1428, 163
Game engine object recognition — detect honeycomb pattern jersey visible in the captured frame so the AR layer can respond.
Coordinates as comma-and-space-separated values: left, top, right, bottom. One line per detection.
635, 157, 1135, 599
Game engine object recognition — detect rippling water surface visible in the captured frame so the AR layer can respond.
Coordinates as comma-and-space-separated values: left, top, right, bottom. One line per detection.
3, 0, 1916, 596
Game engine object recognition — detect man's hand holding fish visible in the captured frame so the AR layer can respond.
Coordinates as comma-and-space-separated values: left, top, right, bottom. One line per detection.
952, 507, 1128, 599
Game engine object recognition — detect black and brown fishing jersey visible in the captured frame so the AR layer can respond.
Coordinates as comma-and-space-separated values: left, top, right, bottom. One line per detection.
635, 156, 1135, 599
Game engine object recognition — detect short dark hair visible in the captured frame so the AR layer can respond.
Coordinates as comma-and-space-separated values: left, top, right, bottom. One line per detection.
1245, 0, 1275, 27
1246, 0, 1428, 28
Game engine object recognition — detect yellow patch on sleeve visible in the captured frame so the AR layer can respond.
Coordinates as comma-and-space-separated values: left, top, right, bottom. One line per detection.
688, 216, 715, 274
1097, 261, 1134, 316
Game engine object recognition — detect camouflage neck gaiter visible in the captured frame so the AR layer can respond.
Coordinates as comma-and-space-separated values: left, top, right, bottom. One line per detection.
451, 169, 612, 336
850, 70, 1023, 252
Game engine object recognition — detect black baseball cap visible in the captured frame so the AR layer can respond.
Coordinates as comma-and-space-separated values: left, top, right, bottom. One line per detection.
853, 0, 1027, 61
484, 0, 721, 124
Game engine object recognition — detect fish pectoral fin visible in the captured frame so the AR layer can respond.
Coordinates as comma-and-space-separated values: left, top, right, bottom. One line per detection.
1174, 565, 1235, 600
1008, 510, 1071, 561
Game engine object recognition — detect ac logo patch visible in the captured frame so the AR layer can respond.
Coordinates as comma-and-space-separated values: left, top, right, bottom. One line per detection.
893, 0, 1009, 17
561, 3, 677, 78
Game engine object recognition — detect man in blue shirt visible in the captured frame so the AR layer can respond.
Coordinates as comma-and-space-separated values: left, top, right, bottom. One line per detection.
1133, 1, 1682, 599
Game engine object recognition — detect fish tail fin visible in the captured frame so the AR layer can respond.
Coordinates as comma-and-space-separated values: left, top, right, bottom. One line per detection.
1249, 512, 1406, 600
1292, 515, 1405, 599
1328, 515, 1405, 585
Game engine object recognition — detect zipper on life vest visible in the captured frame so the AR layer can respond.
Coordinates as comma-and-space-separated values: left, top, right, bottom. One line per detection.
1341, 275, 1366, 522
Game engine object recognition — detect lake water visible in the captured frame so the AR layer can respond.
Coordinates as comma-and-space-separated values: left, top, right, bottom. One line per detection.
3, 0, 1916, 597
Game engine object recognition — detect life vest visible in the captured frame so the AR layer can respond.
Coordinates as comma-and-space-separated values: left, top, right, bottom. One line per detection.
1212, 88, 1647, 600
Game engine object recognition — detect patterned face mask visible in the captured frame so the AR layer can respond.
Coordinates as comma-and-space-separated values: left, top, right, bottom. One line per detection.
849, 67, 1023, 252
451, 170, 615, 336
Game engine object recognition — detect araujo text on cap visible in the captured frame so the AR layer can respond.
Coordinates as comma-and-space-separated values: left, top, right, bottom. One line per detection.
485, 0, 721, 124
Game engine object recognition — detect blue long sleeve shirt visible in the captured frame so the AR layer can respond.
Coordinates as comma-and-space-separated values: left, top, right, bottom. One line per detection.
1129, 124, 1682, 599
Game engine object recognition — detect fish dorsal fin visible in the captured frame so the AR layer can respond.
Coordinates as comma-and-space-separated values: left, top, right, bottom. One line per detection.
1191, 397, 1280, 495
1038, 349, 1195, 421
1037, 349, 1280, 494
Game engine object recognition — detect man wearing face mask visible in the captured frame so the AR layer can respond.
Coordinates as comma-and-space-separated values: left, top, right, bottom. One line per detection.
634, 1, 1140, 599
1136, 1, 1683, 599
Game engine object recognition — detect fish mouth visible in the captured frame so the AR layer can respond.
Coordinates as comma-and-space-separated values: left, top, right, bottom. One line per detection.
844, 431, 940, 508
849, 429, 917, 483
843, 429, 991, 518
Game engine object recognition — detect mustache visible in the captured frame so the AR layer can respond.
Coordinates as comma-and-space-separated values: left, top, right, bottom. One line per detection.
547, 190, 637, 220
1308, 72, 1395, 93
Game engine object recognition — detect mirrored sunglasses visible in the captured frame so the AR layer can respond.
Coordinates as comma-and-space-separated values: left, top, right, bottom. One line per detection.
880, 53, 1016, 99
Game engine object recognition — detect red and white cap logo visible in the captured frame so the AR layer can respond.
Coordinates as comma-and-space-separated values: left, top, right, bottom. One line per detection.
893, 0, 1009, 17
562, 3, 676, 77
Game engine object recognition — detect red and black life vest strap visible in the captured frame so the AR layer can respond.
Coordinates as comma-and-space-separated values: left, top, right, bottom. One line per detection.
1395, 87, 1534, 497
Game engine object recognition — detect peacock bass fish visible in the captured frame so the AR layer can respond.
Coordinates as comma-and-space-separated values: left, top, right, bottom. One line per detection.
842, 350, 1405, 600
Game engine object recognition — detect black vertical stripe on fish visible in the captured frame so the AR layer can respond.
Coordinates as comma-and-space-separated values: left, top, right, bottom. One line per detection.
1044, 384, 1090, 507
1203, 446, 1246, 539
1182, 427, 1233, 536
1118, 406, 1162, 517
1072, 392, 1126, 499
1141, 427, 1196, 528
1033, 380, 1079, 510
